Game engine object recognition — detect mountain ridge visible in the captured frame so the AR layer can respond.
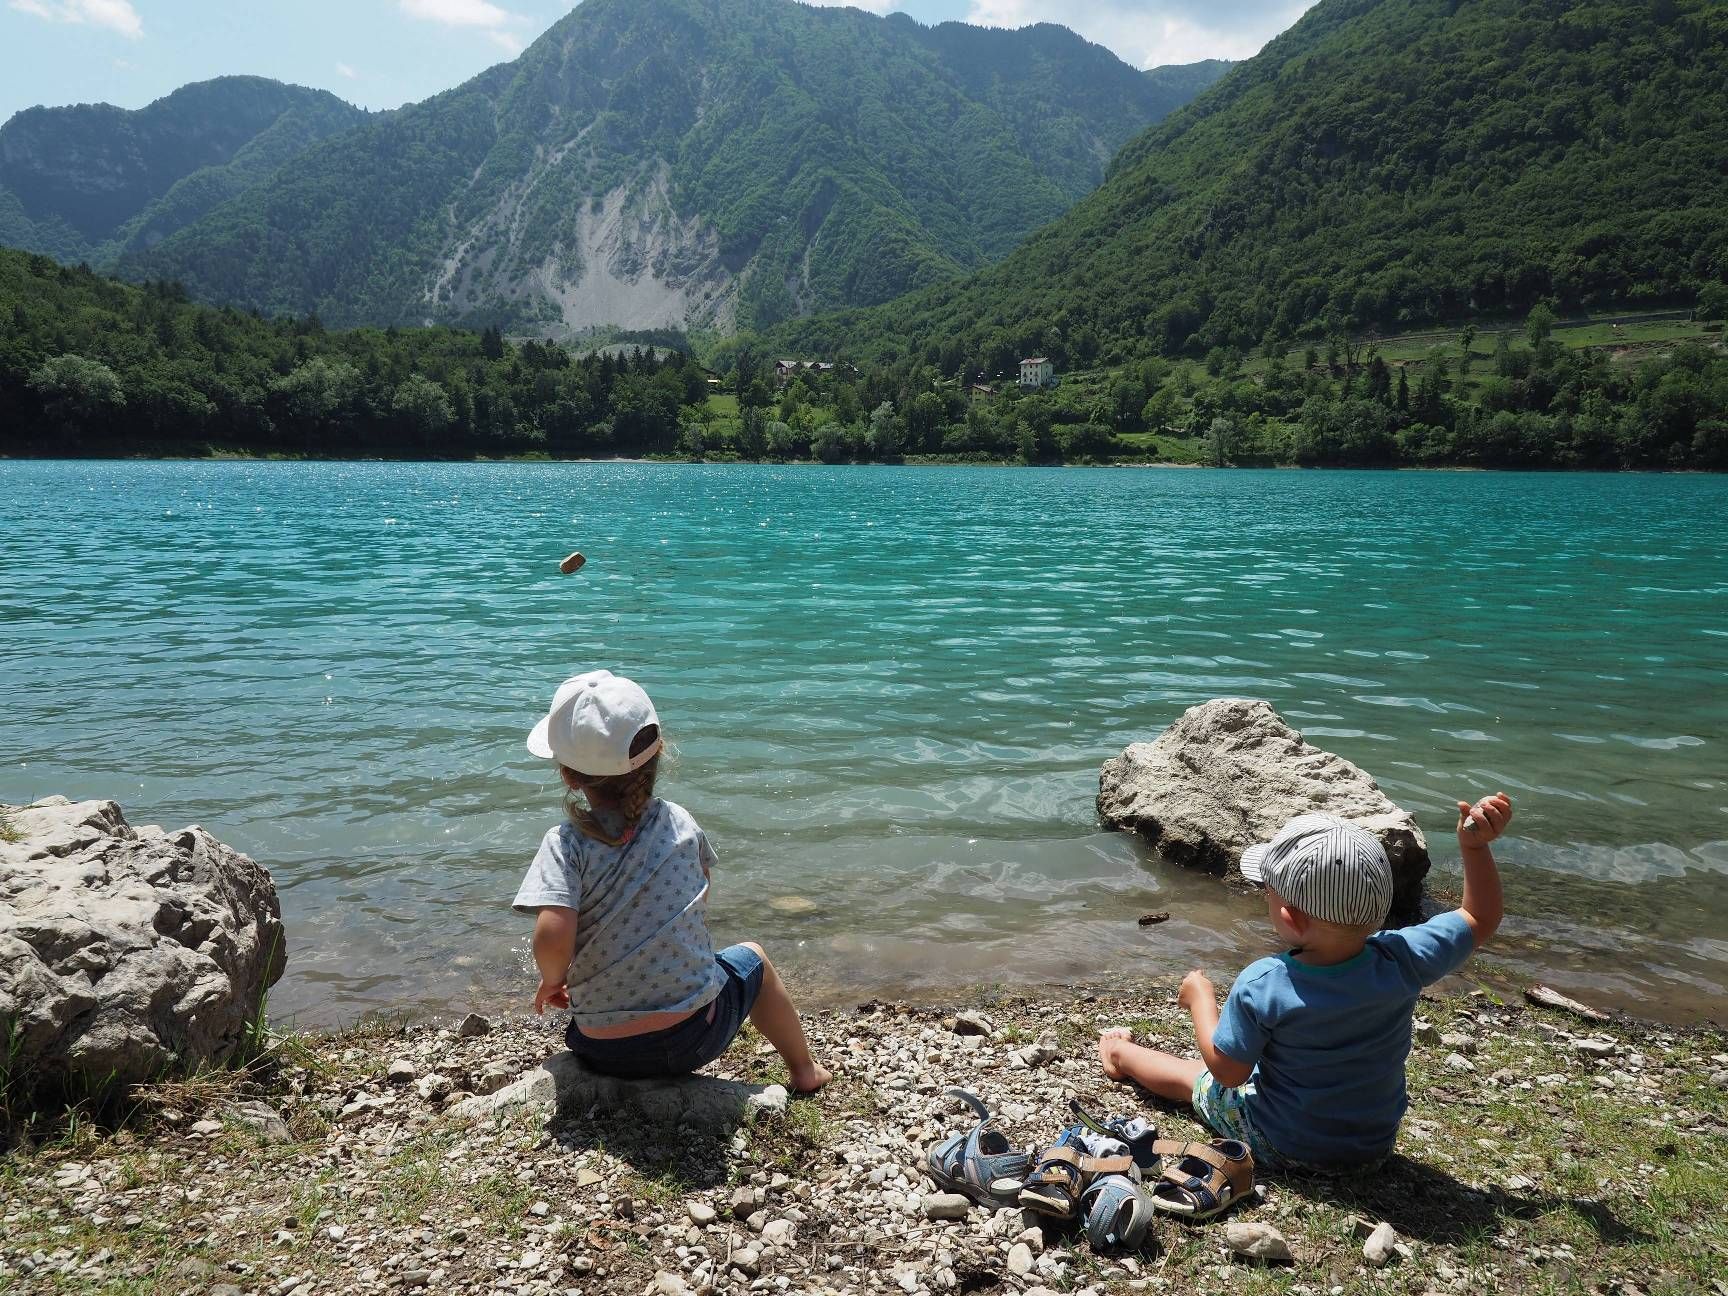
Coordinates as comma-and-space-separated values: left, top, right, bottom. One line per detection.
108, 0, 1227, 333
764, 0, 1728, 369
0, 76, 365, 265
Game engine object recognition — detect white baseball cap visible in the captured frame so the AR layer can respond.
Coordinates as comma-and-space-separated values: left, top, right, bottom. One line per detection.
1240, 813, 1393, 928
526, 670, 662, 776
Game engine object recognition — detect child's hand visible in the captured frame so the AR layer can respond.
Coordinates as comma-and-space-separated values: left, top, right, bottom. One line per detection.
1457, 792, 1513, 845
533, 980, 570, 1015
1177, 969, 1215, 1013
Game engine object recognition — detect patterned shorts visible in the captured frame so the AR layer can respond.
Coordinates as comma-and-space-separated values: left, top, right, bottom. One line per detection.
1190, 1072, 1285, 1169
1190, 1073, 1390, 1174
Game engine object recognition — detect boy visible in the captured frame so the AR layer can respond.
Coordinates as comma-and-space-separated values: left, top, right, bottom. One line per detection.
1098, 794, 1513, 1170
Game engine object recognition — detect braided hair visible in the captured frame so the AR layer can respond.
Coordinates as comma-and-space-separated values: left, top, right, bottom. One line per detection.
561, 723, 662, 847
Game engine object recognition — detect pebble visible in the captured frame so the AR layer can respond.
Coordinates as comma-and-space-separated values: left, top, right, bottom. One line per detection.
954, 1011, 994, 1036
652, 1272, 691, 1296
386, 1059, 419, 1084
1007, 1242, 1035, 1276
688, 1201, 717, 1225
1362, 1221, 1398, 1267
923, 1193, 971, 1221
457, 1012, 492, 1038
397, 1269, 431, 1288
1225, 1221, 1294, 1263
1444, 1052, 1476, 1074
1574, 1038, 1619, 1058
1439, 1032, 1477, 1055
761, 1218, 797, 1247
731, 1186, 760, 1218
732, 1246, 762, 1277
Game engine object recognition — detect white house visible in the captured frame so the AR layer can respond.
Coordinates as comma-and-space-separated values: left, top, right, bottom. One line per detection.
1018, 356, 1054, 389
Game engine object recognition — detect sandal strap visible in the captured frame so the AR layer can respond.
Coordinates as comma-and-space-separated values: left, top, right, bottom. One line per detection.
1153, 1139, 1232, 1171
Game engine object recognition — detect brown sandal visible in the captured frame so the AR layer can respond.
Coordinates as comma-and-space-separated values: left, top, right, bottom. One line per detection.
1019, 1141, 1138, 1220
1147, 1138, 1254, 1219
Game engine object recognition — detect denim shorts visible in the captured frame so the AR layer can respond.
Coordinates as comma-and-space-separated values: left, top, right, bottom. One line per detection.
565, 943, 764, 1080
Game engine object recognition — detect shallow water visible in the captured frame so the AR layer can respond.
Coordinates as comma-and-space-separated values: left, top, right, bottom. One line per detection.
2, 461, 1724, 1025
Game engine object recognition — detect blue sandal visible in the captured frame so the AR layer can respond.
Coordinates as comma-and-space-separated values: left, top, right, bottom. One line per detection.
1082, 1172, 1155, 1251
926, 1089, 1032, 1210
1020, 1123, 1140, 1221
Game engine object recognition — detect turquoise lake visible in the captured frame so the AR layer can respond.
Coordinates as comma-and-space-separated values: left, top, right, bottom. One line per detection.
2, 461, 1725, 1024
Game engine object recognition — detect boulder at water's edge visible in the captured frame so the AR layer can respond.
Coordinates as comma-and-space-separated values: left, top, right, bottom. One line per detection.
1097, 698, 1430, 915
0, 797, 286, 1097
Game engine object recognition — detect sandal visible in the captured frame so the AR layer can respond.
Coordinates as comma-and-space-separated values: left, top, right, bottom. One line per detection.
1147, 1138, 1254, 1220
1067, 1099, 1160, 1171
1020, 1126, 1138, 1221
1082, 1172, 1155, 1252
925, 1089, 1032, 1210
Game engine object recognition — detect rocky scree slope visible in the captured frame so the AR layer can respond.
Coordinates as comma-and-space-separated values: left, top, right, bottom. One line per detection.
117, 0, 1226, 334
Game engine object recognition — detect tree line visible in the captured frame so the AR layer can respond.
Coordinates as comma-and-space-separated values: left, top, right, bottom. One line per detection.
2, 250, 1723, 470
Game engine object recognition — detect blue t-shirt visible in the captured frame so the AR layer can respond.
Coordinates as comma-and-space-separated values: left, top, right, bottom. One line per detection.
1211, 910, 1475, 1167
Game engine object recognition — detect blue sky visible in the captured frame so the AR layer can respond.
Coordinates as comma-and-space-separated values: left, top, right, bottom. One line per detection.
0, 0, 1314, 125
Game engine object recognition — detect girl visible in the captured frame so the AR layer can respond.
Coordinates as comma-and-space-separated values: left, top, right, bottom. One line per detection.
514, 669, 830, 1093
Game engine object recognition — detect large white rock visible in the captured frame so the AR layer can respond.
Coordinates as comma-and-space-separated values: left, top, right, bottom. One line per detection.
0, 797, 286, 1095
1097, 698, 1430, 914
450, 1049, 789, 1128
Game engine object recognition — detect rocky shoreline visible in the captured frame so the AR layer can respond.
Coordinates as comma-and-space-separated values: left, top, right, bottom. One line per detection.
3, 979, 1723, 1296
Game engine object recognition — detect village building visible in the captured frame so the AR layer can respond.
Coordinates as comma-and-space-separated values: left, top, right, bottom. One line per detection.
1018, 356, 1055, 389
774, 359, 836, 386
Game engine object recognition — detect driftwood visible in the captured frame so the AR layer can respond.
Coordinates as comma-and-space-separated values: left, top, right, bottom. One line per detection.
1524, 983, 1609, 1023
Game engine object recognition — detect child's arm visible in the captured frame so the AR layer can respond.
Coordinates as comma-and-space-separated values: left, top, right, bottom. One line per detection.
1455, 792, 1513, 947
1178, 971, 1255, 1087
531, 906, 578, 1014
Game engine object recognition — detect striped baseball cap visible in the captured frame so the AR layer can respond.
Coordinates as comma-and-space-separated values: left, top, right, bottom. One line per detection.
1239, 813, 1393, 928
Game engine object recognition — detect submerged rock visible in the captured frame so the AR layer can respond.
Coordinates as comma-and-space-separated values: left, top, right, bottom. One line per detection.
0, 797, 286, 1099
1096, 698, 1430, 914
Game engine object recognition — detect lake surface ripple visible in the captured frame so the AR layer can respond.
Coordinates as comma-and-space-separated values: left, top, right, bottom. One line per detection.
3, 462, 1725, 1024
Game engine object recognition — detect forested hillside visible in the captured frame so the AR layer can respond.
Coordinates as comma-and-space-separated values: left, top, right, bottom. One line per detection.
114, 0, 1225, 334
767, 0, 1728, 371
6, 248, 1723, 470
0, 77, 364, 265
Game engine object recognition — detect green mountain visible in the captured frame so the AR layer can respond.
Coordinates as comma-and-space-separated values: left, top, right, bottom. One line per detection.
115, 0, 1226, 334
768, 0, 1728, 369
0, 76, 365, 265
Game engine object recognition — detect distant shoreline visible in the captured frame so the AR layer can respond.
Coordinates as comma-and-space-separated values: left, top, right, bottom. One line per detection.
0, 452, 1715, 474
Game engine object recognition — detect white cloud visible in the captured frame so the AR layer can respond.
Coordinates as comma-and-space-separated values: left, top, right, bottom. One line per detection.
399, 0, 512, 27
962, 0, 1314, 68
399, 0, 531, 57
336, 62, 359, 80
8, 0, 143, 38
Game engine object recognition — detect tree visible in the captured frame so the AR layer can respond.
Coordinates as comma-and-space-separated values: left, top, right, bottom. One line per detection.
736, 407, 767, 460
1525, 302, 1558, 347
1459, 324, 1478, 374
1699, 283, 1728, 322
1140, 385, 1181, 435
390, 374, 454, 446
867, 400, 901, 459
1207, 415, 1239, 467
28, 354, 125, 433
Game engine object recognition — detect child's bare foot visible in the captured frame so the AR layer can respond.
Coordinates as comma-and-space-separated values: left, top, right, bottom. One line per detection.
1098, 1027, 1134, 1081
789, 1063, 833, 1094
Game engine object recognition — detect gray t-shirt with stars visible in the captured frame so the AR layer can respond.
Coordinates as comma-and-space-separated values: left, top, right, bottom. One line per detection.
513, 798, 725, 1027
